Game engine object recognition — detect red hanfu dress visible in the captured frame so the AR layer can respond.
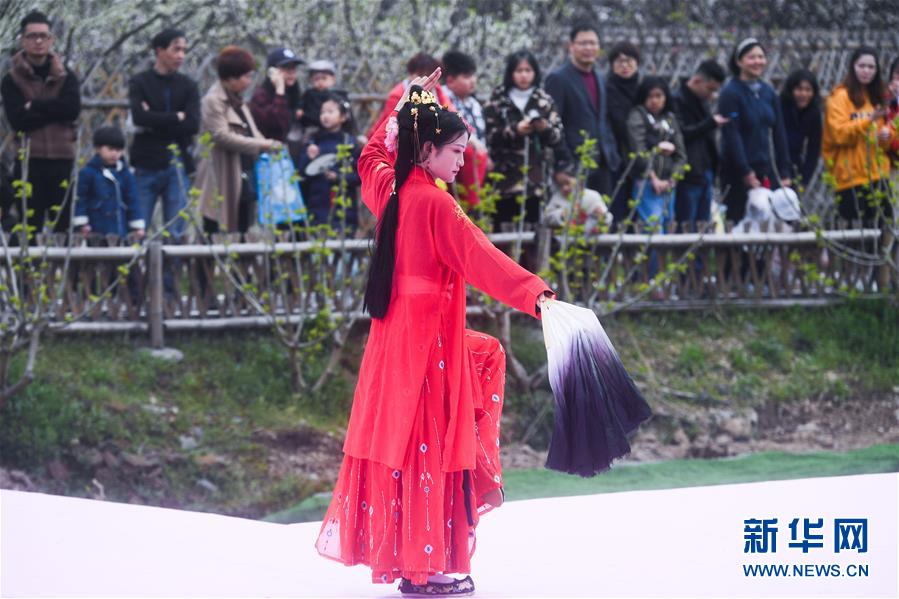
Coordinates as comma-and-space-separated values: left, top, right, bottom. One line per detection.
315, 111, 551, 585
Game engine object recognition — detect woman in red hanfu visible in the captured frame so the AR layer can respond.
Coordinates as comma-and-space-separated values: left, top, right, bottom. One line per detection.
315, 69, 553, 596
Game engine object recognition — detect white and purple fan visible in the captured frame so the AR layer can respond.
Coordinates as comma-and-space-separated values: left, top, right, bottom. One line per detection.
541, 299, 652, 477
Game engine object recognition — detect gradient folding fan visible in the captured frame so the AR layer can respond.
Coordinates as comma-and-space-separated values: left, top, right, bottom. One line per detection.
541, 299, 652, 477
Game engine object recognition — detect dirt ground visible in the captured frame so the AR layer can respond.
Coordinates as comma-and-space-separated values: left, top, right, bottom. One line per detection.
3, 393, 898, 516
202, 391, 899, 484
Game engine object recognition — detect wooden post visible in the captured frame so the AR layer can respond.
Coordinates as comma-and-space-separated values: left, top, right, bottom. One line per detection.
149, 240, 164, 349
877, 225, 893, 293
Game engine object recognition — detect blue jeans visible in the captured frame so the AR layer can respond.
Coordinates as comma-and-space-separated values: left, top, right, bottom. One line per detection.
632, 179, 674, 278
135, 163, 188, 295
134, 162, 189, 240
674, 169, 713, 232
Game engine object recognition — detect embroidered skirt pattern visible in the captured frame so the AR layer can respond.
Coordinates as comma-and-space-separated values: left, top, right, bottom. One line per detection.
316, 330, 506, 585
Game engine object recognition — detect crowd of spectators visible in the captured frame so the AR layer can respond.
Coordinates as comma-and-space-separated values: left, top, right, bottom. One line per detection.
2, 11, 898, 246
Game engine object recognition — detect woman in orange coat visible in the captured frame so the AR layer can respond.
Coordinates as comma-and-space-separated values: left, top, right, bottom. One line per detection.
822, 46, 895, 225
316, 70, 553, 595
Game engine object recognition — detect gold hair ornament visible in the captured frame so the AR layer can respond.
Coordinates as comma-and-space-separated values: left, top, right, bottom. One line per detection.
409, 89, 438, 105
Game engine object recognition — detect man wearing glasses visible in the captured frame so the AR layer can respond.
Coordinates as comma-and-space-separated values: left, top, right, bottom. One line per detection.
1, 10, 80, 236
545, 24, 620, 199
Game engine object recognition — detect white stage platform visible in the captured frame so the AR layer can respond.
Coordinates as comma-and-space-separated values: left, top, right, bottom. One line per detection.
2, 473, 897, 598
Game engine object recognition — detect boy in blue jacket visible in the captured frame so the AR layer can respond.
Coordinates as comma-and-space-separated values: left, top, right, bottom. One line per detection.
75, 127, 145, 239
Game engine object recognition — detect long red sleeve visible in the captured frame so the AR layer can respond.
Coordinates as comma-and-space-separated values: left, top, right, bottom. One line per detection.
358, 109, 397, 219
429, 192, 551, 318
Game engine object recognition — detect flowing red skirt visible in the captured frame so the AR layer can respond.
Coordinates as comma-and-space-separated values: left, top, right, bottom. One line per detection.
316, 330, 506, 585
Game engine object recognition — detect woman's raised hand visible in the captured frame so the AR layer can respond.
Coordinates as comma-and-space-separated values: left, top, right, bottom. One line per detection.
412, 67, 442, 93
268, 67, 286, 95
394, 68, 443, 112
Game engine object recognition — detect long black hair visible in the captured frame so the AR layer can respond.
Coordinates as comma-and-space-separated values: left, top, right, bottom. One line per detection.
635, 75, 671, 114
841, 46, 884, 109
363, 86, 469, 319
502, 50, 541, 91
780, 69, 821, 112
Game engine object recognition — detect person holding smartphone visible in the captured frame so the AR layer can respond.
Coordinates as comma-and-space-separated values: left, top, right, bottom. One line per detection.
823, 46, 895, 226
672, 60, 728, 232
249, 47, 304, 144
483, 49, 566, 232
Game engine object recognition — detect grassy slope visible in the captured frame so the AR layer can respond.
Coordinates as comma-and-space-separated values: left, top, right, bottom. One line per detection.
502, 444, 899, 500
1, 300, 896, 518
0, 331, 356, 517
513, 298, 899, 405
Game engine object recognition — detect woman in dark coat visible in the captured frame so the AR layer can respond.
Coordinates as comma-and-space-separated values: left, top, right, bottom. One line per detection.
604, 41, 642, 226
779, 69, 822, 187
249, 47, 303, 143
717, 38, 792, 223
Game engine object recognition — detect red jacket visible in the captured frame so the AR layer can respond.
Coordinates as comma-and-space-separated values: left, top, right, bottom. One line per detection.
888, 98, 899, 165
344, 111, 550, 471
367, 81, 452, 139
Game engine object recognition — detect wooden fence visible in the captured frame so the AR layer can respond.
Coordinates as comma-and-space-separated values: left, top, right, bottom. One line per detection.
1, 225, 893, 346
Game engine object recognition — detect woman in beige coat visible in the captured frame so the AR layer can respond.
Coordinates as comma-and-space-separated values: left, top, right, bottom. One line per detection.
195, 46, 281, 234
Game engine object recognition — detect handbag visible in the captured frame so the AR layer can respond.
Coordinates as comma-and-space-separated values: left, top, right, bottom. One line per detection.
255, 152, 306, 226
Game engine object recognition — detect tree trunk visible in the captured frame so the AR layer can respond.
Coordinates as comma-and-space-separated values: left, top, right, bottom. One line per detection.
312, 323, 354, 394
497, 310, 532, 392
0, 345, 11, 396
0, 328, 40, 408
288, 344, 305, 393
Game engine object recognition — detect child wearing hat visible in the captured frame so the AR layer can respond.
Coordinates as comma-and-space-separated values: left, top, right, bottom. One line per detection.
74, 126, 145, 238
301, 59, 351, 130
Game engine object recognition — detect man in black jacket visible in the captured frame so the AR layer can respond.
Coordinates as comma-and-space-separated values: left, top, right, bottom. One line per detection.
544, 24, 620, 198
128, 28, 199, 241
671, 60, 727, 231
1, 10, 80, 235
